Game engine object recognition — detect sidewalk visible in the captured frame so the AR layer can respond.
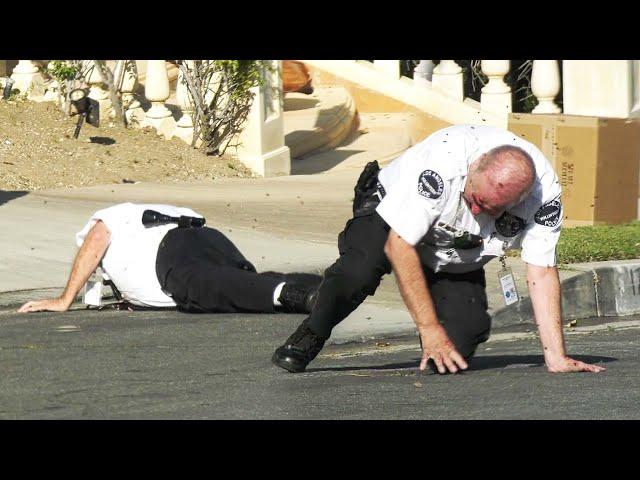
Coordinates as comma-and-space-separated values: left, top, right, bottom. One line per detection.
2, 115, 639, 344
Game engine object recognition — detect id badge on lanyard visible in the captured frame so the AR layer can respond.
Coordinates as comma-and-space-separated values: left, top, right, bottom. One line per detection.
497, 252, 519, 306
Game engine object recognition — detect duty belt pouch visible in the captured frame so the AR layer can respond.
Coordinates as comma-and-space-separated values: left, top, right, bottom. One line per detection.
353, 161, 383, 217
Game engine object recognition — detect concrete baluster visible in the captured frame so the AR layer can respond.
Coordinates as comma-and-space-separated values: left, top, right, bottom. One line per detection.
432, 60, 464, 101
480, 60, 512, 114
119, 60, 145, 125
10, 60, 45, 98
414, 60, 435, 87
143, 60, 176, 138
174, 60, 196, 145
85, 60, 113, 119
531, 60, 561, 114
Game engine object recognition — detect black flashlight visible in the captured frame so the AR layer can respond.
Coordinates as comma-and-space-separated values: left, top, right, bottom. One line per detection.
142, 210, 206, 229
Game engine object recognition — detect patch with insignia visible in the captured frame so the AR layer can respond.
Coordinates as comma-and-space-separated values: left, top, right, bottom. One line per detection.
534, 199, 562, 227
417, 170, 444, 199
495, 212, 526, 237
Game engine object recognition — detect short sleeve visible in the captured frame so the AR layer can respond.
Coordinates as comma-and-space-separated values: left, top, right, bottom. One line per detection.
521, 188, 563, 267
75, 203, 133, 247
376, 167, 449, 246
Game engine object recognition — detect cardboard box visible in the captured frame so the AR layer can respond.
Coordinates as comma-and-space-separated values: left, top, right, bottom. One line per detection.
509, 113, 640, 226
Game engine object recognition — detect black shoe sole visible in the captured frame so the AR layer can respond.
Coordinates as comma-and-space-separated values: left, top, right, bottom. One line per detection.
271, 351, 307, 373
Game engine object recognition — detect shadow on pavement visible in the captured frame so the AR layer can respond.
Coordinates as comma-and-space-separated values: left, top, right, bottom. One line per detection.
0, 190, 28, 207
468, 354, 616, 371
307, 354, 616, 374
307, 361, 418, 373
291, 149, 364, 175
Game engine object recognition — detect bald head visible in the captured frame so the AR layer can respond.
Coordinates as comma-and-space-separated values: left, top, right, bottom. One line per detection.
464, 145, 536, 217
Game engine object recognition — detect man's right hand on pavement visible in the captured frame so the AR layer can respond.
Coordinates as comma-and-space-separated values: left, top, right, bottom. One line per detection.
419, 324, 468, 374
18, 297, 71, 313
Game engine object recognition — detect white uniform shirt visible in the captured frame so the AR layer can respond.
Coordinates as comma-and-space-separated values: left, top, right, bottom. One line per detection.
76, 203, 203, 307
376, 124, 563, 273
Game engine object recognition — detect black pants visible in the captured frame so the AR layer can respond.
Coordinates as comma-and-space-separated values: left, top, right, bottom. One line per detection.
156, 227, 285, 313
308, 212, 491, 359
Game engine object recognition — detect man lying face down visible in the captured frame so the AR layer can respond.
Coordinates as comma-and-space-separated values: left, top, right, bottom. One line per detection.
18, 203, 321, 315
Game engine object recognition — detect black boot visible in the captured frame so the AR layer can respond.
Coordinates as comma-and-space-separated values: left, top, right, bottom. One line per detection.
277, 280, 320, 314
272, 319, 327, 373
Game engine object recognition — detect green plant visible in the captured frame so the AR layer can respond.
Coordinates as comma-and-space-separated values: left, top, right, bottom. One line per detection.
506, 221, 640, 263
512, 60, 538, 113
45, 60, 91, 116
177, 60, 274, 155
556, 221, 640, 264
47, 60, 80, 82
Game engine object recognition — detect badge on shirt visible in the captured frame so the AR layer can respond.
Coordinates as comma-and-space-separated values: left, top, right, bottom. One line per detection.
495, 212, 525, 237
534, 199, 562, 227
417, 170, 444, 199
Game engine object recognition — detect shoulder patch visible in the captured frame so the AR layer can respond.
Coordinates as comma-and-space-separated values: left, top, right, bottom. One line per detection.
418, 170, 444, 199
495, 212, 525, 237
534, 199, 562, 227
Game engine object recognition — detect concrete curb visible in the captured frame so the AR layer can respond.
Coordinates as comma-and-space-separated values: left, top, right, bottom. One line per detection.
492, 260, 640, 328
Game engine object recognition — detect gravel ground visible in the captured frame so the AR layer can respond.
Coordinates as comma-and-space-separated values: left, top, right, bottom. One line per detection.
0, 97, 254, 191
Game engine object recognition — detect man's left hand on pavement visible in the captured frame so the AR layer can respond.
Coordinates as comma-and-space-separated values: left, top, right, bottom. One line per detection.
546, 355, 606, 373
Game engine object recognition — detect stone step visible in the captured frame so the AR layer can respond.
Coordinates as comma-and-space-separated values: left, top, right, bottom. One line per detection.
283, 86, 358, 159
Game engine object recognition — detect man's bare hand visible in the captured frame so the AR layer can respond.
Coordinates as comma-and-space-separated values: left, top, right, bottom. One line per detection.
419, 324, 468, 374
17, 297, 71, 313
546, 355, 606, 373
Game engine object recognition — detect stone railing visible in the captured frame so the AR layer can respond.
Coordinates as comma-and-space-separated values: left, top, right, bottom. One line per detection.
370, 59, 560, 115
366, 59, 640, 119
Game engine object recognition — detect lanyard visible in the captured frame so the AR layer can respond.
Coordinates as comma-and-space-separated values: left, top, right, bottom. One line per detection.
497, 243, 519, 306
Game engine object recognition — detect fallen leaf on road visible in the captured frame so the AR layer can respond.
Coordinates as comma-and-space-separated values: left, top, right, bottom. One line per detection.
414, 382, 423, 388
565, 319, 577, 328
375, 342, 390, 347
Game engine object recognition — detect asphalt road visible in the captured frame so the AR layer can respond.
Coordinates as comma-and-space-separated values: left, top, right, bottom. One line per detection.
0, 307, 637, 419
